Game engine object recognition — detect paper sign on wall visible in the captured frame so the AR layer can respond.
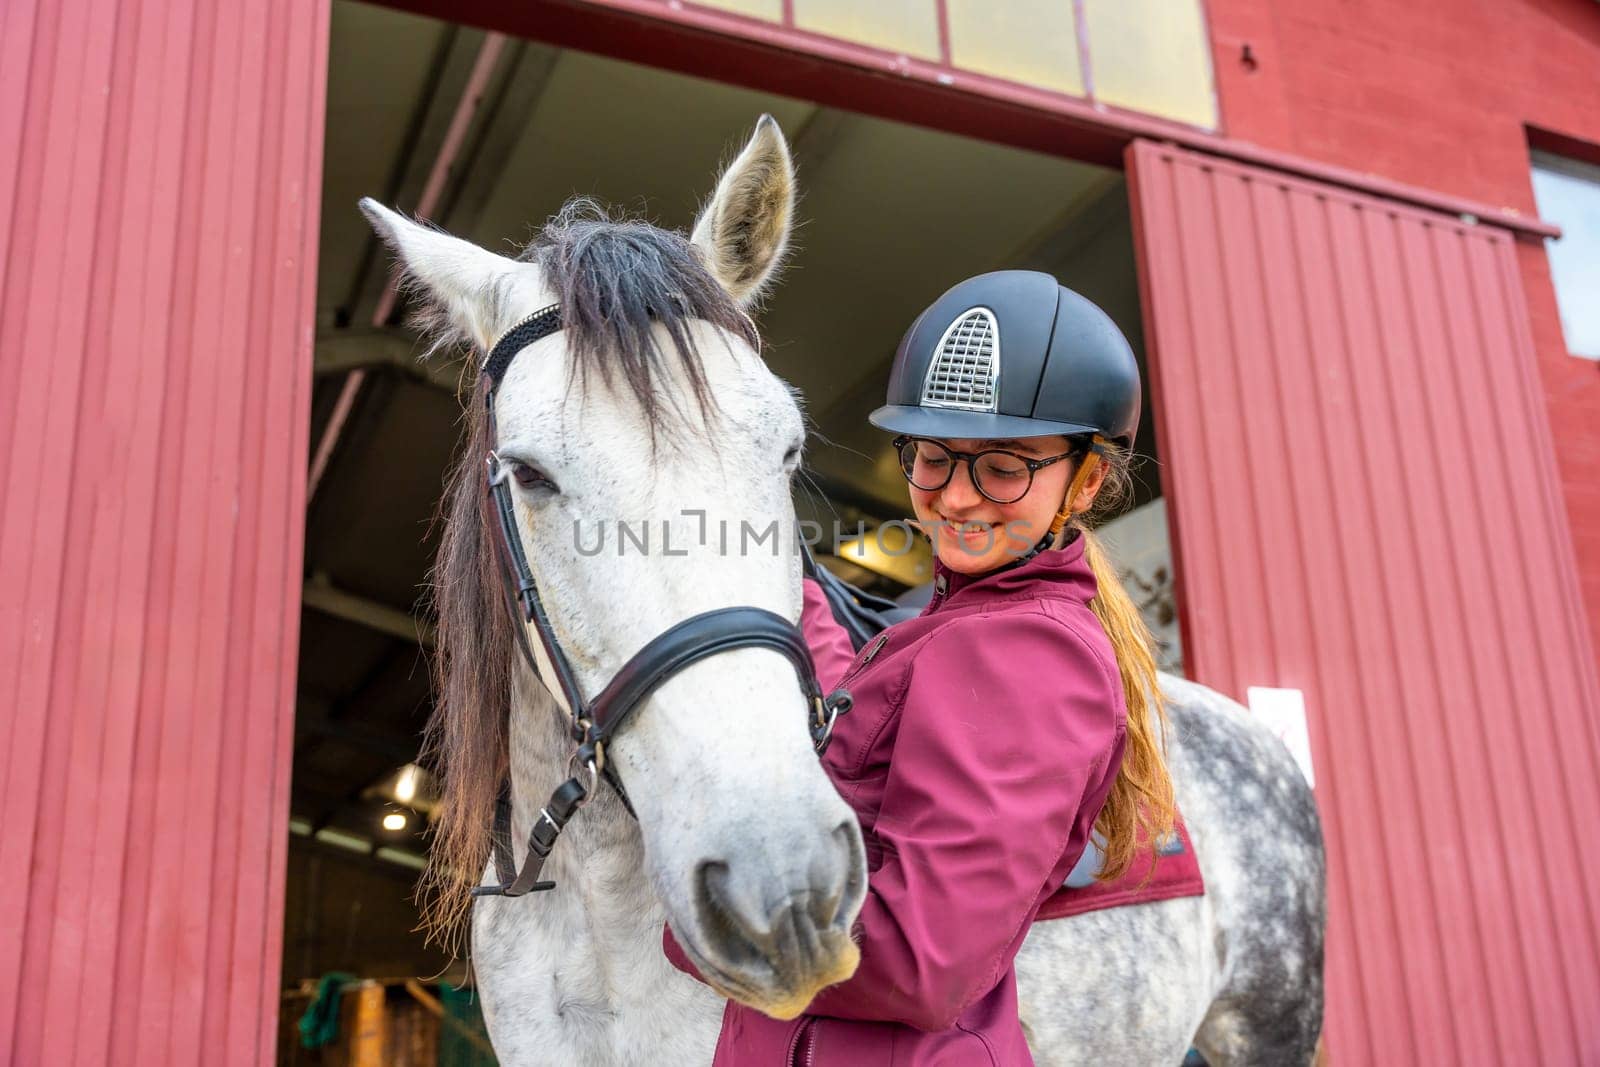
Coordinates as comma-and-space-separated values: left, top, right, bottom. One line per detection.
1246, 686, 1316, 788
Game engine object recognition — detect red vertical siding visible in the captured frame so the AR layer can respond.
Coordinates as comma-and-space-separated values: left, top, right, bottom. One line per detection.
1128, 140, 1600, 1065
0, 0, 328, 1063
1206, 0, 1600, 677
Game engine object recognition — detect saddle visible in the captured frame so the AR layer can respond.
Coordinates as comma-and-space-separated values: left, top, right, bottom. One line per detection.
1039, 816, 1204, 921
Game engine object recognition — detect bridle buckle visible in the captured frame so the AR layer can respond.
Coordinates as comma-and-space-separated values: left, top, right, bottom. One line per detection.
811, 689, 853, 755
567, 749, 602, 808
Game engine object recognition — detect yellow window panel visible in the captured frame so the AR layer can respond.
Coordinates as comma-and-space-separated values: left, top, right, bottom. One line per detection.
1082, 0, 1218, 129
947, 0, 1084, 97
793, 0, 942, 61
689, 0, 784, 21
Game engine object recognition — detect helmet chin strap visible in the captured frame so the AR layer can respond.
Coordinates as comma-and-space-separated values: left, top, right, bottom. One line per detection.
1048, 436, 1108, 543
1001, 436, 1108, 569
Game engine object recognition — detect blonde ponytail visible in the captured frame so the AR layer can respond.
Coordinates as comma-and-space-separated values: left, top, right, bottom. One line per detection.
1081, 527, 1175, 881
1058, 440, 1176, 882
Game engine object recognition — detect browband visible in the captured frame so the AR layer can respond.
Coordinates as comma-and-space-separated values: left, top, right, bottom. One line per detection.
483, 304, 563, 387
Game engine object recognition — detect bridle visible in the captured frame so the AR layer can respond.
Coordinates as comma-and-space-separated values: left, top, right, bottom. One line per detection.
471, 304, 852, 898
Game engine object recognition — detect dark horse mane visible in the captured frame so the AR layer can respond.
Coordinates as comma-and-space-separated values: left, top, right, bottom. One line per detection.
420, 199, 759, 949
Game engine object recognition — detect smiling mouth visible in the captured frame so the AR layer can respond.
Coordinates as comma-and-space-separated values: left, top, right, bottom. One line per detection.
938, 515, 995, 536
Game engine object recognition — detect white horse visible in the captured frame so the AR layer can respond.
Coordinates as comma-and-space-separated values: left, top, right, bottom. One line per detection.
361, 117, 1325, 1066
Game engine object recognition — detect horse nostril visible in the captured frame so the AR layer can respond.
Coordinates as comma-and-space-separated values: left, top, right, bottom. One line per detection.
821, 820, 866, 932
697, 858, 734, 920
695, 859, 767, 968
838, 825, 864, 921
803, 823, 849, 930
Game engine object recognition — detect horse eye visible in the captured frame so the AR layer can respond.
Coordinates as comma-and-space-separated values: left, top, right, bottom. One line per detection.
782, 440, 803, 470
511, 461, 557, 494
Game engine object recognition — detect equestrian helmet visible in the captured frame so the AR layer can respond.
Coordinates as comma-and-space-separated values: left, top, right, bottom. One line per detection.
869, 270, 1141, 445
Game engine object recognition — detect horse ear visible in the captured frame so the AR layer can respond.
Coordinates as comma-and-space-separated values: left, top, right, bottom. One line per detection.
359, 198, 527, 352
691, 115, 796, 308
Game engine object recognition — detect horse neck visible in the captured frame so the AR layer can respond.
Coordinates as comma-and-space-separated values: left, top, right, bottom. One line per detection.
505, 670, 657, 928
476, 672, 724, 1065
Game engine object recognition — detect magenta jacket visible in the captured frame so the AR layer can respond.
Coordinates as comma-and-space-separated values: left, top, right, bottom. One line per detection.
667, 535, 1128, 1065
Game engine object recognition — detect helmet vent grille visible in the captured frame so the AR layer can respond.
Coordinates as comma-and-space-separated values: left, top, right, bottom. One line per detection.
920, 308, 1000, 412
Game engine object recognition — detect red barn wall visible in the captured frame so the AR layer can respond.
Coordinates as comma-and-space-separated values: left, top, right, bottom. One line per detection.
0, 0, 328, 1063
1130, 140, 1600, 1066
1207, 0, 1600, 662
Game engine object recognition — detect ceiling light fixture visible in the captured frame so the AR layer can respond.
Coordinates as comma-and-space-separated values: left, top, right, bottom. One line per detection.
382, 812, 407, 832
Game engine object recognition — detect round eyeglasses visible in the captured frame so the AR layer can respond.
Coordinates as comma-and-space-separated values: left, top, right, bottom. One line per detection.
893, 436, 1081, 505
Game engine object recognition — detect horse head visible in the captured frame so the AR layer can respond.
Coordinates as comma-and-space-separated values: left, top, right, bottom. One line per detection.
360, 116, 866, 1019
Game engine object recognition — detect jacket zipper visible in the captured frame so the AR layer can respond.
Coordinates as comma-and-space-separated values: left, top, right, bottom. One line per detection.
787, 1018, 816, 1067
837, 632, 888, 690
832, 630, 896, 703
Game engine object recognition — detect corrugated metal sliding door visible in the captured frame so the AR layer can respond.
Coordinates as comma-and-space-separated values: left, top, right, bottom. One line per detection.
1126, 140, 1600, 1064
0, 0, 329, 1063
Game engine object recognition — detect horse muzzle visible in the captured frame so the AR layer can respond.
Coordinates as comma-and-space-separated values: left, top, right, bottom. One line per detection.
684, 817, 866, 1018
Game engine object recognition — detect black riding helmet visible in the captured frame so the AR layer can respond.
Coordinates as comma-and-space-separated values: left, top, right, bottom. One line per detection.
869, 270, 1140, 445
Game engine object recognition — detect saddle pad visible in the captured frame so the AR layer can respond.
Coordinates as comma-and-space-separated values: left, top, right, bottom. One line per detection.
1035, 814, 1204, 922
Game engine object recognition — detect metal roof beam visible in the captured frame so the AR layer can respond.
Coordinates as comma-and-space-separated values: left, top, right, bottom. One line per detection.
434, 40, 563, 237
311, 32, 511, 503
313, 327, 467, 394
302, 576, 436, 648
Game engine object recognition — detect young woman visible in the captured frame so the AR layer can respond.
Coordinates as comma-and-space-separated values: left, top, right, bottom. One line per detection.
668, 270, 1176, 1065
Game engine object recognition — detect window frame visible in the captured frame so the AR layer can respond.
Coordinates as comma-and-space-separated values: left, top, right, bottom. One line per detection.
1529, 147, 1600, 361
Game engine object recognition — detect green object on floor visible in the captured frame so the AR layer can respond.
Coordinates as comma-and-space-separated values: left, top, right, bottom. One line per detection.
297, 971, 359, 1049
438, 982, 498, 1067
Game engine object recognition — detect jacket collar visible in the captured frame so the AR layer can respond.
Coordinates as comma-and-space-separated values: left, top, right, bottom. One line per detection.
928, 529, 1098, 611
